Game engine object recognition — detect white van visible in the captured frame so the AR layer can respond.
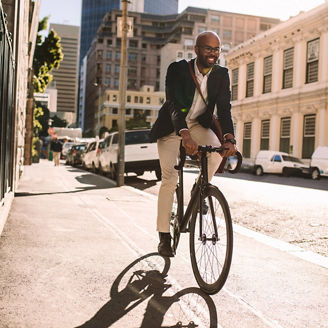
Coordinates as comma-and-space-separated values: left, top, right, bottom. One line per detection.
254, 150, 309, 177
98, 129, 161, 180
310, 146, 328, 180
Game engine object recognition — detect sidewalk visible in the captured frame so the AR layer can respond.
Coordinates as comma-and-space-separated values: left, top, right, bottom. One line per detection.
0, 160, 159, 327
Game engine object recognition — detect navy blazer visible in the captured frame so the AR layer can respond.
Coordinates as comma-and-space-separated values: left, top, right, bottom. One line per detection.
150, 58, 234, 141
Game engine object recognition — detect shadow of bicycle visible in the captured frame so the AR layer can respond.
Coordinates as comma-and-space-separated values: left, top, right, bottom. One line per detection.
75, 253, 218, 328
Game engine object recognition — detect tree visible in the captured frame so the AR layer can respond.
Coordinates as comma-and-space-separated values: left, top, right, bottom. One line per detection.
33, 17, 63, 93
125, 109, 150, 130
51, 115, 68, 127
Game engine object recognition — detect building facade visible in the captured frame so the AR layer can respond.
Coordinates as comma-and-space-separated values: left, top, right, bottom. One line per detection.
96, 85, 165, 131
0, 0, 40, 232
144, 0, 178, 15
79, 0, 179, 66
226, 2, 328, 161
50, 24, 80, 125
82, 7, 280, 134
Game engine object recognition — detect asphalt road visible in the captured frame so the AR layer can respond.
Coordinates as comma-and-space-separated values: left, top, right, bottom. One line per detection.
126, 169, 328, 257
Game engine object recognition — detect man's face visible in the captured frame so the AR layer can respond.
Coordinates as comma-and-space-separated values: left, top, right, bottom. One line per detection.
195, 35, 221, 69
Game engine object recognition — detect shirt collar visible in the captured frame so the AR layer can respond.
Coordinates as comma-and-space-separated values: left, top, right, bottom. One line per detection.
195, 58, 213, 78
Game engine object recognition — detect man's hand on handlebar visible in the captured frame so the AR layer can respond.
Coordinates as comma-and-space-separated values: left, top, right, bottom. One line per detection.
221, 141, 237, 157
180, 130, 198, 155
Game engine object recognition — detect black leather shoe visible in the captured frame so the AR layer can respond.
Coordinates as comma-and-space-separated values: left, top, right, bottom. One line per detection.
158, 232, 174, 257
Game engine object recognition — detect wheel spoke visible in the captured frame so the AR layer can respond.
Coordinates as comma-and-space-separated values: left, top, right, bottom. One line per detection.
190, 186, 233, 294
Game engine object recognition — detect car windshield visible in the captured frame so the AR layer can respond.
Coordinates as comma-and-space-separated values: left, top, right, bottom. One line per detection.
75, 144, 87, 150
282, 155, 303, 164
125, 131, 150, 145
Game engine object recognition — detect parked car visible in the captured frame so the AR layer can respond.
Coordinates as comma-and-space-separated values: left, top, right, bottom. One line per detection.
82, 139, 103, 171
309, 146, 328, 180
61, 141, 74, 159
253, 150, 309, 177
98, 129, 161, 180
66, 143, 88, 166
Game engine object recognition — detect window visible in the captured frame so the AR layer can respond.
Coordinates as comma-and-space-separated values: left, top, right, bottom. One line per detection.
105, 77, 110, 85
263, 55, 272, 94
243, 122, 252, 158
134, 96, 138, 103
187, 53, 193, 59
260, 120, 270, 150
231, 68, 238, 101
106, 51, 112, 59
302, 114, 316, 158
184, 39, 193, 47
223, 30, 232, 40
280, 117, 291, 153
246, 62, 254, 97
283, 47, 294, 89
139, 96, 143, 103
142, 54, 146, 62
106, 64, 111, 73
126, 108, 131, 115
198, 26, 206, 33
211, 15, 220, 23
146, 97, 150, 104
129, 40, 138, 48
114, 79, 119, 87
128, 53, 137, 61
177, 51, 183, 58
112, 108, 118, 114
306, 38, 319, 83
128, 67, 137, 75
127, 95, 131, 102
115, 52, 121, 60
115, 65, 120, 73
128, 79, 137, 89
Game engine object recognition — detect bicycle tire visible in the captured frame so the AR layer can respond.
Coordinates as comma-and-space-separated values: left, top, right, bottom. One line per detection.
189, 184, 233, 294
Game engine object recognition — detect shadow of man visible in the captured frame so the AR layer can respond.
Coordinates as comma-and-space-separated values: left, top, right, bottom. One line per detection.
75, 253, 217, 328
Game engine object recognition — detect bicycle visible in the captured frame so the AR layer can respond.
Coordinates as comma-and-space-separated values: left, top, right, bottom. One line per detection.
170, 143, 242, 294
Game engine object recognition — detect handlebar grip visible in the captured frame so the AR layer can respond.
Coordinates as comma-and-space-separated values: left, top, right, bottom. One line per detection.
228, 151, 243, 174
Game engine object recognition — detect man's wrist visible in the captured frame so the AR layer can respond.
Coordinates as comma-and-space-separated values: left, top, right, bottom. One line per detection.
223, 133, 236, 144
180, 129, 191, 138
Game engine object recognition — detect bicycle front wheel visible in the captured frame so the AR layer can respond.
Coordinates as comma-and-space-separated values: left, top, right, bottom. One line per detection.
189, 184, 233, 294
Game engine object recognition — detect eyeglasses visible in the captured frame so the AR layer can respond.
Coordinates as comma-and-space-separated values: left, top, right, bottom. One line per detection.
197, 46, 221, 54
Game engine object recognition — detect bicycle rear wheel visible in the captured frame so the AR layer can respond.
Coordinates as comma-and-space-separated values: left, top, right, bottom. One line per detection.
189, 184, 233, 294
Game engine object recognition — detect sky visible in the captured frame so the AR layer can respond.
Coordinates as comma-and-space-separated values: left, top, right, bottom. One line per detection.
39, 0, 326, 26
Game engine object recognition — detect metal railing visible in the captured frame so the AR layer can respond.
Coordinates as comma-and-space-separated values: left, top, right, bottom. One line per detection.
0, 3, 15, 203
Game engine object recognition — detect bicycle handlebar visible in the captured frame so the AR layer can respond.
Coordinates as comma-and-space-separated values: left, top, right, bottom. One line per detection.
174, 144, 243, 174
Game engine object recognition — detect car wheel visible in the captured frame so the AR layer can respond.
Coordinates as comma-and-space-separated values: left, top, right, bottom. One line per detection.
282, 167, 290, 177
255, 166, 263, 176
155, 169, 162, 181
311, 168, 320, 180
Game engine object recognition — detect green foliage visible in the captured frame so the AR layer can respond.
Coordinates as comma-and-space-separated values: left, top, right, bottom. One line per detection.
35, 102, 50, 137
33, 106, 44, 135
33, 17, 63, 93
99, 126, 110, 138
51, 115, 68, 127
83, 129, 95, 138
125, 109, 150, 130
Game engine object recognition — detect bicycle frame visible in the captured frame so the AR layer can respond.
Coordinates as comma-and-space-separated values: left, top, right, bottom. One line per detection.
177, 148, 211, 233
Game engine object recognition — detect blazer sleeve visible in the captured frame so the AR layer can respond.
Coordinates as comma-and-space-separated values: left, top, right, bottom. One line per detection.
216, 68, 234, 136
165, 61, 188, 134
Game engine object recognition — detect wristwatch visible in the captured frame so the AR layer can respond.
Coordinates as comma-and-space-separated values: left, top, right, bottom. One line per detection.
224, 138, 236, 145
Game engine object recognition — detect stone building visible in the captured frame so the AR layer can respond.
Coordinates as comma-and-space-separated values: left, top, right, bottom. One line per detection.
96, 85, 164, 131
82, 6, 280, 134
225, 2, 328, 160
0, 0, 40, 233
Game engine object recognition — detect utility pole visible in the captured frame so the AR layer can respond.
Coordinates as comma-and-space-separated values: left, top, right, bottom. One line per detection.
117, 0, 129, 186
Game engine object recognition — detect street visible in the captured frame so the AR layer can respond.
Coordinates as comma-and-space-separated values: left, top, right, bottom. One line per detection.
0, 160, 327, 327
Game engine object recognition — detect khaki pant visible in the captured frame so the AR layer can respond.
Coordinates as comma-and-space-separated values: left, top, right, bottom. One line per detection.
157, 122, 222, 232
53, 151, 60, 166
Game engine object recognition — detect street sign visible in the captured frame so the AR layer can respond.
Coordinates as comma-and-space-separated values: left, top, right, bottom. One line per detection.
117, 17, 133, 38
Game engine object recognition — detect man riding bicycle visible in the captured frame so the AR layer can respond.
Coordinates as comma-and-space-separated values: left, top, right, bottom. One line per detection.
150, 31, 237, 257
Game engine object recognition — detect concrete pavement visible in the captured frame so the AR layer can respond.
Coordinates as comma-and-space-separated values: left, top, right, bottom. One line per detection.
0, 160, 328, 328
